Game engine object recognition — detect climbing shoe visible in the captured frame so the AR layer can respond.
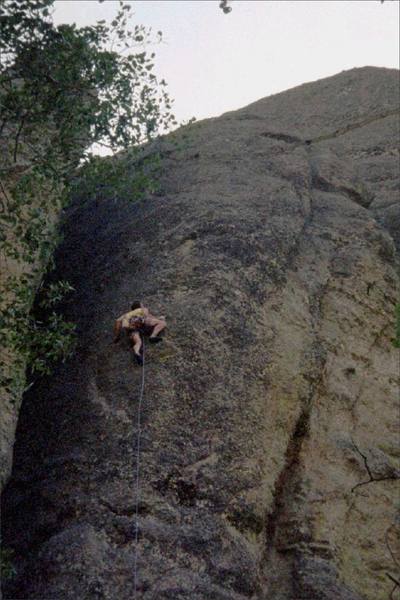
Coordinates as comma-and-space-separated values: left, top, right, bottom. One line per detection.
149, 336, 162, 344
134, 352, 143, 366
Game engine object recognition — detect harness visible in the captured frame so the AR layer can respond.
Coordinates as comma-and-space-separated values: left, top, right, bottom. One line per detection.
127, 315, 145, 331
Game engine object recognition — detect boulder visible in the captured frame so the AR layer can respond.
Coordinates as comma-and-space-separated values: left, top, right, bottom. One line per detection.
2, 67, 399, 600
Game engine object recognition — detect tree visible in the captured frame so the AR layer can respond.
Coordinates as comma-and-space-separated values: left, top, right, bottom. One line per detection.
0, 0, 176, 394
0, 0, 176, 165
219, 1, 232, 14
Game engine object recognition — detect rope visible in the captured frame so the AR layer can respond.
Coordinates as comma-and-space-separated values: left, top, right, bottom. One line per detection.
133, 338, 145, 599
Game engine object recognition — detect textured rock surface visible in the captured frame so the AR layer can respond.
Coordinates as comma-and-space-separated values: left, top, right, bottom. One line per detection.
2, 67, 399, 599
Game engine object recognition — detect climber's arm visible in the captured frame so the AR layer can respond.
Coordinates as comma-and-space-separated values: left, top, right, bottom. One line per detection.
144, 307, 165, 321
113, 318, 123, 343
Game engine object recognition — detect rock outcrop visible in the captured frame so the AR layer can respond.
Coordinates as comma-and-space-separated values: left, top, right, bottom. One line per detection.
0, 123, 64, 494
2, 67, 399, 600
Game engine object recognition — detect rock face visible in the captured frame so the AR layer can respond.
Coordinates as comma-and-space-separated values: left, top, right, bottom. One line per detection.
2, 67, 399, 600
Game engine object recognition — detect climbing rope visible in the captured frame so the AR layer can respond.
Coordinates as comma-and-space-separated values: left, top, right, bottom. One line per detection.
133, 338, 145, 599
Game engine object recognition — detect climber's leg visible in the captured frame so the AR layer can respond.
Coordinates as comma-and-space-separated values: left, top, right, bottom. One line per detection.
150, 319, 166, 337
144, 317, 166, 341
129, 331, 143, 364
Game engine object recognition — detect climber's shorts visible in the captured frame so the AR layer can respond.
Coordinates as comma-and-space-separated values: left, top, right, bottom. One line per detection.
124, 324, 153, 338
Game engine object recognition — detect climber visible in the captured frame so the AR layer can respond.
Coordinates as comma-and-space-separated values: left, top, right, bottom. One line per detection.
113, 301, 166, 365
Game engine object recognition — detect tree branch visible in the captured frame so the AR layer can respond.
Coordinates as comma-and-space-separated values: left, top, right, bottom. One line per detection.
13, 114, 26, 163
0, 176, 12, 213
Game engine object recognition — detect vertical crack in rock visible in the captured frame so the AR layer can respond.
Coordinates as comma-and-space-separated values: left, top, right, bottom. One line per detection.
261, 289, 329, 599
264, 404, 312, 548
259, 142, 331, 596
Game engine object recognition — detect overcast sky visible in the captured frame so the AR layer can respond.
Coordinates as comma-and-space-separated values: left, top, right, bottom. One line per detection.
53, 0, 399, 125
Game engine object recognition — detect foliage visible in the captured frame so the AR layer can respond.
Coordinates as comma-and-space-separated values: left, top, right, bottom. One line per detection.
68, 148, 162, 204
0, 545, 16, 580
0, 0, 176, 392
219, 1, 233, 14
0, 0, 176, 166
0, 167, 64, 265
0, 276, 76, 400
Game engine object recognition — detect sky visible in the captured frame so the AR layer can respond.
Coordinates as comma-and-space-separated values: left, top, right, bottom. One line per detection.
53, 0, 399, 126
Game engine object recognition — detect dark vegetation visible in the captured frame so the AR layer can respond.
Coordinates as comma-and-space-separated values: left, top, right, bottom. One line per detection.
0, 0, 176, 396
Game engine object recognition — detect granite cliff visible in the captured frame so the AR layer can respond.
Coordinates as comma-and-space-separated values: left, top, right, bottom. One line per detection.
2, 66, 399, 599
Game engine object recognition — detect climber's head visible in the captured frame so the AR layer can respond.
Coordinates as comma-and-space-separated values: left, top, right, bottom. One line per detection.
131, 300, 142, 310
